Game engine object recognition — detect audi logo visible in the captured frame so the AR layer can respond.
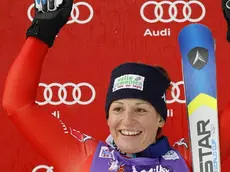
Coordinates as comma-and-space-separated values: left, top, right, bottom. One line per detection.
36, 82, 96, 106
140, 0, 206, 23
163, 81, 185, 104
32, 165, 54, 172
27, 2, 94, 24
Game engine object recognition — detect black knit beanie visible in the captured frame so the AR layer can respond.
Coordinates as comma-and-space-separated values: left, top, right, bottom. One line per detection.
105, 62, 171, 121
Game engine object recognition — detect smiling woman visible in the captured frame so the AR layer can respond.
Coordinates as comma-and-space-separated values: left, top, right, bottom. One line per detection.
108, 98, 165, 154
2, 0, 190, 171
105, 63, 170, 156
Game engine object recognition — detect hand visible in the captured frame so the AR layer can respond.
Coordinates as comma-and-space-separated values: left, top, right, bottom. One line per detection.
26, 0, 73, 47
222, 0, 230, 42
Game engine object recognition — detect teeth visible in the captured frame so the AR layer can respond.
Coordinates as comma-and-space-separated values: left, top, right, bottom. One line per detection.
120, 130, 141, 136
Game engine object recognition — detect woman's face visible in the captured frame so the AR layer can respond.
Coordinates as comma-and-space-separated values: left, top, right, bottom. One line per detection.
107, 98, 165, 154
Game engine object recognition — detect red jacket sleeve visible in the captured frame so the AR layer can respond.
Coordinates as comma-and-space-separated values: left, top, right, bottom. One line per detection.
2, 37, 98, 172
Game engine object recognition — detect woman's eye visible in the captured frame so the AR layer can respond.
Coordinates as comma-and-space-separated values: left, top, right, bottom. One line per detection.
113, 107, 123, 112
136, 108, 147, 113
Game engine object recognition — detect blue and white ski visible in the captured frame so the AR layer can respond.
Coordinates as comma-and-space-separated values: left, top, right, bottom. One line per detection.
178, 24, 221, 172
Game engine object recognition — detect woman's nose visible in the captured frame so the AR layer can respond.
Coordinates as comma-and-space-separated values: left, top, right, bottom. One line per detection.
122, 111, 135, 126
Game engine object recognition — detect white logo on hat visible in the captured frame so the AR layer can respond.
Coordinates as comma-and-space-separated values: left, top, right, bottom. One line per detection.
112, 74, 145, 92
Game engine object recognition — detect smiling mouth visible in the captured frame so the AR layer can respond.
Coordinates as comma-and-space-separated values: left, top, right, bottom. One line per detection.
119, 130, 142, 136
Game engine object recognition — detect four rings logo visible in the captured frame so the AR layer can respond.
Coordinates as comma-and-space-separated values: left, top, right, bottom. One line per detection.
140, 0, 206, 23
164, 81, 185, 104
27, 2, 94, 24
36, 82, 96, 106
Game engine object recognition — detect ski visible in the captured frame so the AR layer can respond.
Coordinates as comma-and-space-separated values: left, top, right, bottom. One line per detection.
178, 24, 221, 172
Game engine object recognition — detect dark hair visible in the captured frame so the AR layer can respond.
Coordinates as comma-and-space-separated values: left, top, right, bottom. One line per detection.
156, 127, 163, 139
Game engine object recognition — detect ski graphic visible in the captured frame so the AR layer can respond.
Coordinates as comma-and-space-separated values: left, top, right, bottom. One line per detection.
178, 24, 221, 172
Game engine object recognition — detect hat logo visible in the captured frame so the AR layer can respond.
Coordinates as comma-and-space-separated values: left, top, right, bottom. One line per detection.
112, 74, 145, 92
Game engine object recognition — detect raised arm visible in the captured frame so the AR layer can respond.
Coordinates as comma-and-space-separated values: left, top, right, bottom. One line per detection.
2, 1, 97, 171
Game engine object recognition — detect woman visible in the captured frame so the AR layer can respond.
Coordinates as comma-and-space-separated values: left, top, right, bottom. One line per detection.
2, 0, 189, 171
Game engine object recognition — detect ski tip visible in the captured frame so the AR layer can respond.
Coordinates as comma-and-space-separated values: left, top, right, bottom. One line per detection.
178, 24, 214, 54
180, 23, 209, 31
178, 24, 210, 38
178, 24, 212, 42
